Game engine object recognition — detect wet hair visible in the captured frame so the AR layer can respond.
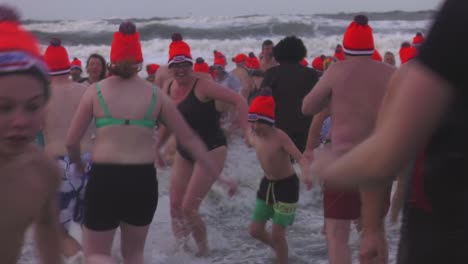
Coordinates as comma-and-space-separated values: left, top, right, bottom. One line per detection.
262, 39, 274, 50
273, 36, 307, 63
108, 59, 140, 79
86, 53, 107, 80
401, 42, 411, 48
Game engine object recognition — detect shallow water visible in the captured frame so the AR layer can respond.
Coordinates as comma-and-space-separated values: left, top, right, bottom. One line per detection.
19, 135, 401, 264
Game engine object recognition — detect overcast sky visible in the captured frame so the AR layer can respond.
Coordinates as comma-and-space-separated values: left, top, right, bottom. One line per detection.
7, 0, 443, 20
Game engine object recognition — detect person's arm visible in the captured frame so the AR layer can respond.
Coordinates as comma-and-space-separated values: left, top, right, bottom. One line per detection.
304, 107, 329, 155
199, 80, 249, 139
35, 167, 61, 264
315, 62, 453, 187
66, 85, 95, 165
301, 69, 332, 115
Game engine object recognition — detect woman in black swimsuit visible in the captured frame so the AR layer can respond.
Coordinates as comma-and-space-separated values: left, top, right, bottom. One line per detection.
159, 35, 249, 256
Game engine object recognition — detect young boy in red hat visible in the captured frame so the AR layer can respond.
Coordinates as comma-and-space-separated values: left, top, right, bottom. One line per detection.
0, 5, 62, 264
302, 15, 396, 264
247, 89, 305, 264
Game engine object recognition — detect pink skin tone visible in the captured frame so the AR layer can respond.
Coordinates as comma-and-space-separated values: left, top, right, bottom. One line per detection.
0, 75, 46, 155
164, 62, 249, 256
302, 56, 395, 264
86, 57, 104, 84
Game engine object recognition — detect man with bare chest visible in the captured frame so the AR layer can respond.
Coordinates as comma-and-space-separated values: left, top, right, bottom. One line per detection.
42, 38, 94, 263
302, 15, 396, 264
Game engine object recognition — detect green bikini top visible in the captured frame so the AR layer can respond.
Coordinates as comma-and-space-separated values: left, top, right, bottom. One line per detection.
95, 82, 157, 128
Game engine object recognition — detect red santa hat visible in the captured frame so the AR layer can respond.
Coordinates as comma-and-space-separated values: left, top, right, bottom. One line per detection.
312, 55, 325, 72
168, 33, 192, 66
110, 21, 143, 65
334, 44, 346, 61
412, 32, 425, 47
233, 53, 248, 64
146, 63, 160, 75
0, 6, 48, 78
43, 38, 71, 76
372, 49, 383, 62
70, 57, 82, 71
213, 50, 226, 67
300, 58, 308, 67
343, 15, 375, 56
248, 89, 275, 125
246, 52, 261, 70
399, 42, 418, 64
193, 57, 210, 73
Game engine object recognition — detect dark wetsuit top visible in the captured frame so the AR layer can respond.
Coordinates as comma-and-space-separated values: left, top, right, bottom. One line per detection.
172, 79, 227, 161
261, 62, 319, 152
398, 1, 468, 263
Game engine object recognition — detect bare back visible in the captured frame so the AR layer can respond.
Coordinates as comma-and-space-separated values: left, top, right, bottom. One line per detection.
327, 59, 395, 151
90, 76, 163, 163
231, 67, 253, 98
254, 128, 296, 180
0, 146, 60, 264
44, 78, 93, 156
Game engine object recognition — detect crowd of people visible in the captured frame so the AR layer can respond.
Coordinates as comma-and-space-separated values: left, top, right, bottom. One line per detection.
2, 0, 467, 263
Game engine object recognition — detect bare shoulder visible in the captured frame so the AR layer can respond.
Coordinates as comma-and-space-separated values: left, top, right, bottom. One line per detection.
275, 128, 293, 143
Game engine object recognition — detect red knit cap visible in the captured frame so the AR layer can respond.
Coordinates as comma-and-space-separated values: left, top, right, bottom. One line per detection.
43, 38, 70, 76
213, 50, 226, 67
168, 33, 192, 66
372, 49, 382, 62
0, 6, 48, 77
246, 52, 261, 70
70, 57, 82, 71
248, 92, 276, 125
300, 59, 308, 67
110, 21, 143, 64
334, 44, 346, 61
233, 53, 248, 64
146, 63, 160, 75
399, 42, 418, 64
193, 57, 210, 73
312, 55, 325, 72
343, 15, 374, 56
412, 32, 425, 47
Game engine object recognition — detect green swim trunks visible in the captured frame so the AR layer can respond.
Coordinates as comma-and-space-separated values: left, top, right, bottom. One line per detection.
252, 174, 299, 227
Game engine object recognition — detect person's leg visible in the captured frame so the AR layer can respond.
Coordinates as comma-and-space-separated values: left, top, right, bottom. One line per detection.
182, 146, 227, 256
61, 225, 82, 257
169, 153, 194, 243
271, 224, 288, 264
86, 254, 116, 264
249, 220, 272, 247
82, 227, 116, 261
119, 223, 150, 264
325, 218, 352, 264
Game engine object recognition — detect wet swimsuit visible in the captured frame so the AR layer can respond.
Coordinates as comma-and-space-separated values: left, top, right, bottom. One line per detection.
95, 82, 157, 128
252, 174, 299, 227
170, 79, 227, 162
84, 83, 159, 231
84, 164, 158, 231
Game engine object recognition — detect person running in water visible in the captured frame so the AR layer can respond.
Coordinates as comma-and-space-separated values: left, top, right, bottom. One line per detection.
307, 1, 468, 263
66, 21, 217, 264
157, 33, 249, 256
